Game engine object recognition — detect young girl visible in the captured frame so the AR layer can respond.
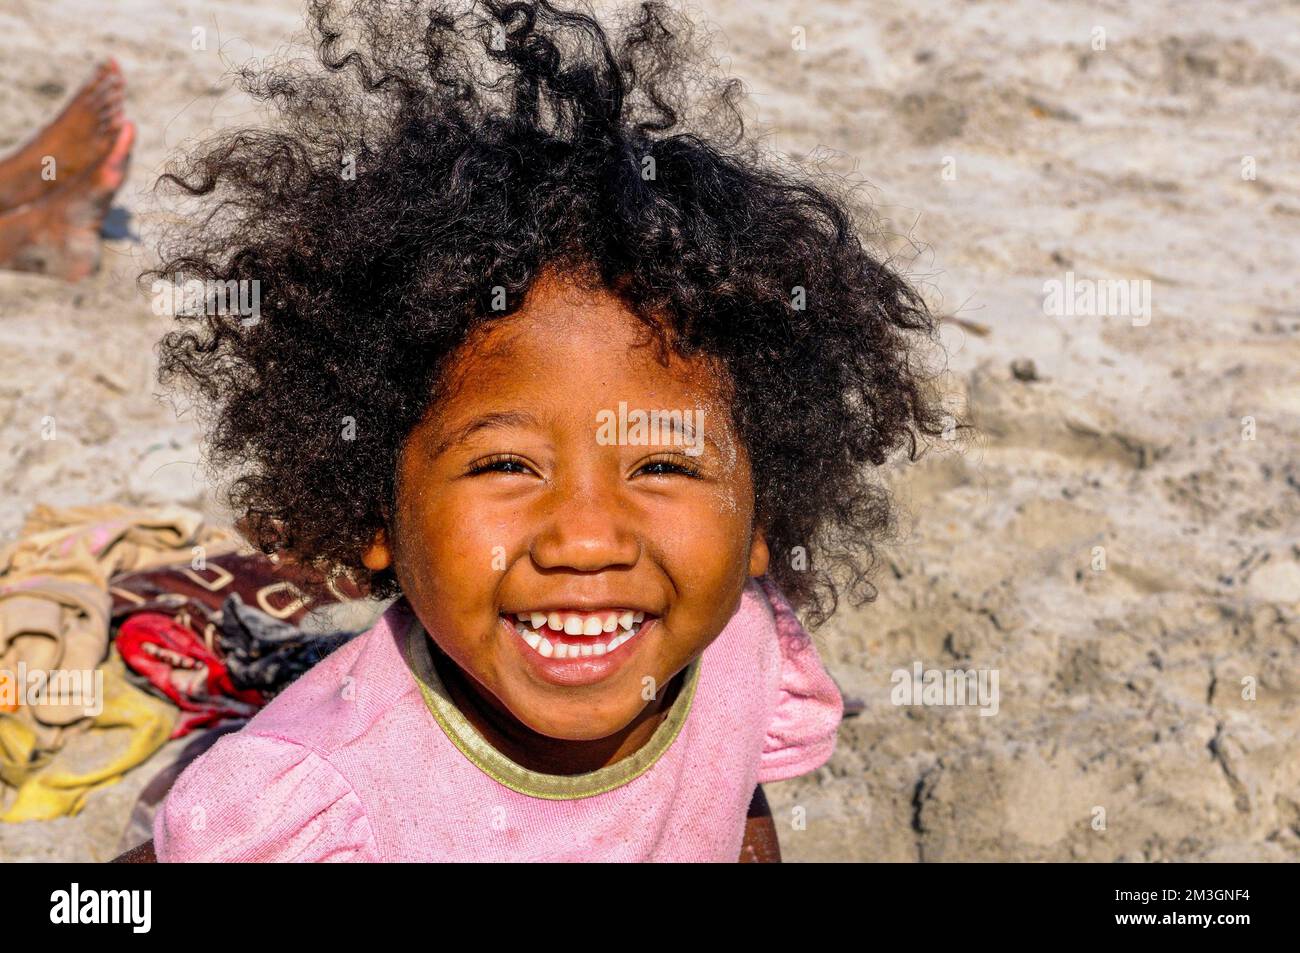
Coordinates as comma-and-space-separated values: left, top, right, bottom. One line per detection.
144, 0, 942, 862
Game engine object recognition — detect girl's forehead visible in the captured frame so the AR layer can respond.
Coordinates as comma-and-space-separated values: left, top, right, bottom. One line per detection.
444, 321, 727, 412
473, 274, 652, 351
423, 288, 736, 446
447, 278, 726, 392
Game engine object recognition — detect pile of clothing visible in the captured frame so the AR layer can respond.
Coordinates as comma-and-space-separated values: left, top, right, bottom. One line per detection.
0, 503, 367, 822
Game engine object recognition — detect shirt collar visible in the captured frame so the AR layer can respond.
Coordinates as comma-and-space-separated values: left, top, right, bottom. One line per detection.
400, 613, 702, 800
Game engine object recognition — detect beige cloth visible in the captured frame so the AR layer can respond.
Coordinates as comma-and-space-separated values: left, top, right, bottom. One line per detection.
0, 647, 178, 822
0, 504, 238, 784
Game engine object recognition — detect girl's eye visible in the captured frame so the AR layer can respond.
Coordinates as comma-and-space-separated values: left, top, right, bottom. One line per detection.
466, 454, 534, 476
634, 456, 703, 479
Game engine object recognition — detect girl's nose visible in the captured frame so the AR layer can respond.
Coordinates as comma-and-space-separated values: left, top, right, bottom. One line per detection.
529, 484, 640, 573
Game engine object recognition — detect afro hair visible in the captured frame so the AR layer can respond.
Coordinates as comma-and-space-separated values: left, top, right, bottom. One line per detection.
149, 0, 947, 626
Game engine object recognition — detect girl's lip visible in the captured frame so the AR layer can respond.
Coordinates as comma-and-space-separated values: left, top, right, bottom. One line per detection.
501, 616, 655, 688
501, 608, 653, 628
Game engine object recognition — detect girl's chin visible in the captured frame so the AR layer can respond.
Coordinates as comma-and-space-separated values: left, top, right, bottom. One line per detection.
531, 721, 633, 744
506, 692, 643, 743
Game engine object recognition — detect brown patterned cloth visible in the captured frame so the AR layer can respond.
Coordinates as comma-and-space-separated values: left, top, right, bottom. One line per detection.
109, 551, 364, 636
109, 551, 366, 734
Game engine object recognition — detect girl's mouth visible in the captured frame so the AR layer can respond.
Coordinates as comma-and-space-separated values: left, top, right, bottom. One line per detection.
502, 609, 650, 660
500, 609, 656, 687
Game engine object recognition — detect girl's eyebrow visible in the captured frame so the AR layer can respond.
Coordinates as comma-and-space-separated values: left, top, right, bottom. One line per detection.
434, 410, 539, 454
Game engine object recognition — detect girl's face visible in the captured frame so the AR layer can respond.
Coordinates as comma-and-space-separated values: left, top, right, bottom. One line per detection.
369, 270, 768, 742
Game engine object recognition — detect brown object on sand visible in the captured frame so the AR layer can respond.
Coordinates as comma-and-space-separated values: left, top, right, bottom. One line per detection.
0, 60, 135, 281
110, 838, 155, 863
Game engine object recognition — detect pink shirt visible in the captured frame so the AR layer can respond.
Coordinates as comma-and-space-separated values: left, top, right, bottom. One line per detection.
153, 576, 843, 861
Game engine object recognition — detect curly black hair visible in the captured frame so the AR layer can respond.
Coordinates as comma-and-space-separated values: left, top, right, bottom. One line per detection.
149, 0, 946, 627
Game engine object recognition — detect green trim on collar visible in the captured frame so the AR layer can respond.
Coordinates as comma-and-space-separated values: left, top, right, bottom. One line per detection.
400, 615, 702, 800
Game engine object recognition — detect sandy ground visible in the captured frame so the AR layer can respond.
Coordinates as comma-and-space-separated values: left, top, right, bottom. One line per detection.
1, 0, 1298, 861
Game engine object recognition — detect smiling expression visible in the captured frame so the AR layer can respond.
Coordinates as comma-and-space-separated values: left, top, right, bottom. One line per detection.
365, 268, 768, 749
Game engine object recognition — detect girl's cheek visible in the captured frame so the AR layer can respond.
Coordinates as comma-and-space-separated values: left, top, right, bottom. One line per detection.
698, 469, 755, 537
438, 499, 533, 583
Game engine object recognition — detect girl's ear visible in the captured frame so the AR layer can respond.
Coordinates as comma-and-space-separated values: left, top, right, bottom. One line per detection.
748, 526, 770, 578
362, 529, 393, 571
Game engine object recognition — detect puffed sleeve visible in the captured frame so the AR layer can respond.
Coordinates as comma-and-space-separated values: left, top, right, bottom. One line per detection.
754, 577, 845, 784
153, 730, 378, 862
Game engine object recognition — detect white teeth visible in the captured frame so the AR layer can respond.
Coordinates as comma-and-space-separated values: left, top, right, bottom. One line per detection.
511, 613, 647, 660
513, 611, 651, 636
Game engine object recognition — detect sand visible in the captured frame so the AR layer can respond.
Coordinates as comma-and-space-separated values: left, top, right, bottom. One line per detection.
1, 0, 1297, 861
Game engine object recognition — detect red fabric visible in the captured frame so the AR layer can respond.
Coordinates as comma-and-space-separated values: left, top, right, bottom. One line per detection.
110, 551, 364, 737
116, 613, 264, 738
